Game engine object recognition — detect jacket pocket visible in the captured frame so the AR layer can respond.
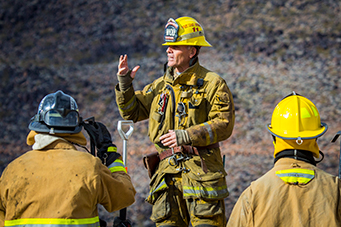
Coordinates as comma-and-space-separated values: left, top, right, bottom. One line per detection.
192, 198, 223, 218
146, 173, 171, 222
188, 93, 207, 125
150, 188, 171, 222
183, 170, 228, 200
146, 171, 168, 204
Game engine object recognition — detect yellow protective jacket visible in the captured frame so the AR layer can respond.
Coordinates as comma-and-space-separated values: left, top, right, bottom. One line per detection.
115, 61, 235, 201
0, 131, 136, 227
227, 158, 341, 227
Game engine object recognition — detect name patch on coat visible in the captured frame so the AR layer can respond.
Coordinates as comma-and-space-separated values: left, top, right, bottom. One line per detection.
276, 168, 315, 185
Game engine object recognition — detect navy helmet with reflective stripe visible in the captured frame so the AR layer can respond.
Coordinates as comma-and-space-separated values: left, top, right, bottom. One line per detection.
29, 90, 82, 134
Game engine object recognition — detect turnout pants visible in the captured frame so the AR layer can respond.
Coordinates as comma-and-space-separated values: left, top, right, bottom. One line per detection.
152, 173, 226, 227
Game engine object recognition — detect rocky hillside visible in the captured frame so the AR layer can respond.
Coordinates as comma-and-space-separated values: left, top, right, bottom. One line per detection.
1, 0, 341, 226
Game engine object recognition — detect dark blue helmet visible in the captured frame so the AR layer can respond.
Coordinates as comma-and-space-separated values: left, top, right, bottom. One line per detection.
29, 90, 82, 134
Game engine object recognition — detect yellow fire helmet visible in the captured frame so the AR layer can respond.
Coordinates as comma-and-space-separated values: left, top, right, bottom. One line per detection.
267, 92, 328, 140
162, 16, 212, 47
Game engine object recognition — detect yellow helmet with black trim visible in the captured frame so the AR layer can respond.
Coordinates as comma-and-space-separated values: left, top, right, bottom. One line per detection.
267, 92, 327, 140
162, 16, 212, 47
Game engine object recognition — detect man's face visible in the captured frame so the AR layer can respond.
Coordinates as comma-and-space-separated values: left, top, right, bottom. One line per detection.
166, 45, 196, 73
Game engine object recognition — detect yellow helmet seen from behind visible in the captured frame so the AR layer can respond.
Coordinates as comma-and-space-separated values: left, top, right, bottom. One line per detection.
162, 16, 212, 47
267, 92, 327, 140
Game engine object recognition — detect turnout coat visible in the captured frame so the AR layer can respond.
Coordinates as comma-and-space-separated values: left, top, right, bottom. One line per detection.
227, 158, 341, 227
0, 131, 136, 227
115, 60, 235, 210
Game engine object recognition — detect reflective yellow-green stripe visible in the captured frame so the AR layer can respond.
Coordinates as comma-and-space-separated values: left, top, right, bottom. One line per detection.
148, 178, 168, 201
183, 185, 228, 199
5, 217, 99, 227
118, 96, 136, 113
276, 168, 315, 184
108, 159, 126, 173
107, 146, 117, 152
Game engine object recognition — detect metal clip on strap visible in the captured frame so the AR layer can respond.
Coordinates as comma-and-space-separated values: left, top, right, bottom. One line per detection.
160, 143, 219, 173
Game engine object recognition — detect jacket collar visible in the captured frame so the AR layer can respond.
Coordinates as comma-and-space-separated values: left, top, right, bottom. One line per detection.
274, 158, 315, 168
164, 61, 203, 86
33, 133, 68, 150
27, 130, 87, 150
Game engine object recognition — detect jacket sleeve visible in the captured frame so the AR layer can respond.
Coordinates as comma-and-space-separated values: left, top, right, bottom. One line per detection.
96, 159, 136, 212
115, 82, 156, 123
187, 77, 235, 146
226, 187, 253, 227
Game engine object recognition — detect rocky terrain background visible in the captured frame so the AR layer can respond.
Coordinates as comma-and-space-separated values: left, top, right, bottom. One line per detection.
1, 0, 341, 226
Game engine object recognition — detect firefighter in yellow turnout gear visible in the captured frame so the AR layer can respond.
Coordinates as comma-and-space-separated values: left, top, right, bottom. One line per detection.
115, 17, 235, 226
227, 92, 341, 227
0, 91, 136, 227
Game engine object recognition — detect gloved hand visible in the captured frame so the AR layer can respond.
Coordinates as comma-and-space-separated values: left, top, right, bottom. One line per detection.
175, 129, 191, 146
92, 121, 114, 149
83, 121, 120, 167
97, 143, 121, 167
94, 122, 121, 167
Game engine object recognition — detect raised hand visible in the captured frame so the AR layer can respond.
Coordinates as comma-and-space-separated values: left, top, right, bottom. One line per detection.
118, 54, 140, 78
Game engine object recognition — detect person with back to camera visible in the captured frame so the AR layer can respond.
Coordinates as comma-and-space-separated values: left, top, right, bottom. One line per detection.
226, 92, 341, 227
0, 90, 136, 227
115, 16, 235, 227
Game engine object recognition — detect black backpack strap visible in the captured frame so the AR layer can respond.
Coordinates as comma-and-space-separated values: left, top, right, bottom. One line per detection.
81, 117, 98, 156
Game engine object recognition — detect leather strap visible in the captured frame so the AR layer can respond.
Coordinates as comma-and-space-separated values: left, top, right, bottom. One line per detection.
159, 143, 219, 161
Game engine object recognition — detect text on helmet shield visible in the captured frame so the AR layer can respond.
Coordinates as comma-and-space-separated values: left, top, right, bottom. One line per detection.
164, 18, 179, 42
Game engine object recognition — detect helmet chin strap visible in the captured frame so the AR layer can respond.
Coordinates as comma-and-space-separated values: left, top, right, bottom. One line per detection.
189, 47, 201, 66
189, 56, 198, 67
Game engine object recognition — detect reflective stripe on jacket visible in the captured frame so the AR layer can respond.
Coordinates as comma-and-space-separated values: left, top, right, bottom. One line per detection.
108, 159, 127, 173
5, 217, 99, 227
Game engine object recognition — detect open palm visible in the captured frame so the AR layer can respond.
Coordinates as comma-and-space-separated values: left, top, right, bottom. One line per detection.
118, 54, 140, 78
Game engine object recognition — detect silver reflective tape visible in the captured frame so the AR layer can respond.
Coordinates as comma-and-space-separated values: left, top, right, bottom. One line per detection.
203, 122, 214, 144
